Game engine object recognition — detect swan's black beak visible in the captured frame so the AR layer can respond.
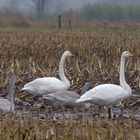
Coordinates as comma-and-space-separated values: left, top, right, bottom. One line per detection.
71, 51, 78, 58
71, 54, 75, 58
69, 53, 75, 58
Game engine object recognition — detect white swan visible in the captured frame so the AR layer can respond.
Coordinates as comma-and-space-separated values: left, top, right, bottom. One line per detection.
21, 51, 72, 96
0, 75, 16, 113
76, 51, 133, 108
41, 82, 93, 107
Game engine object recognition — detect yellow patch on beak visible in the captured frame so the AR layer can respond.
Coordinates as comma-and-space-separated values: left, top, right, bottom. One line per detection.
128, 52, 133, 57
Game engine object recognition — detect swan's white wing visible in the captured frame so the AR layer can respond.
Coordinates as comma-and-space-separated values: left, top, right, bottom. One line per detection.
22, 77, 69, 95
0, 99, 12, 113
76, 84, 127, 106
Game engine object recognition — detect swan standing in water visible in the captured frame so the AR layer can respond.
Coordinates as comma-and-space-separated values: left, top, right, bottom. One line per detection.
0, 75, 16, 113
21, 51, 72, 96
76, 51, 133, 117
41, 82, 93, 108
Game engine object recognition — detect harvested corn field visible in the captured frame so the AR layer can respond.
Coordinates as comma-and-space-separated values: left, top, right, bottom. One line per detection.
0, 31, 139, 91
0, 30, 140, 140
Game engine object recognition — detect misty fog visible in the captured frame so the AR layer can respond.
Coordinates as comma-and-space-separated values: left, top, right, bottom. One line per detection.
0, 0, 140, 21
0, 0, 96, 15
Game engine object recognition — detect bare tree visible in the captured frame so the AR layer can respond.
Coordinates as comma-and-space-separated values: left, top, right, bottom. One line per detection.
37, 0, 45, 18
32, 0, 50, 19
10, 0, 19, 13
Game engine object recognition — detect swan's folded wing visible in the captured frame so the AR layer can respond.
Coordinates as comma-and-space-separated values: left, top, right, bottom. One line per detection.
22, 77, 66, 95
24, 77, 62, 87
44, 91, 80, 103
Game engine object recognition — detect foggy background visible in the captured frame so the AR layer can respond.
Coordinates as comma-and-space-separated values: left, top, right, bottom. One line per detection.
0, 0, 97, 17
0, 0, 140, 22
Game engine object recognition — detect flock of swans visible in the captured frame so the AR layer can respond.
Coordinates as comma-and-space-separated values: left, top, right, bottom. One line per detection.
0, 50, 136, 119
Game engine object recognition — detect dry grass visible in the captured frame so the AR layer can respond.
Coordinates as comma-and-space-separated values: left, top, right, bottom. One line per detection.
0, 16, 31, 28
0, 30, 139, 93
0, 29, 139, 139
0, 110, 140, 140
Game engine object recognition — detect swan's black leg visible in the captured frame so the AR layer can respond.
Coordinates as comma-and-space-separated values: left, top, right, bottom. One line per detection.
98, 106, 101, 119
120, 103, 124, 124
108, 108, 112, 119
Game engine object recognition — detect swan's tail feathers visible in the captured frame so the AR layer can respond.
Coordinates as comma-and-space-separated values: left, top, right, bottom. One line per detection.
20, 87, 28, 91
41, 95, 54, 101
76, 97, 92, 103
42, 96, 51, 100
76, 98, 83, 103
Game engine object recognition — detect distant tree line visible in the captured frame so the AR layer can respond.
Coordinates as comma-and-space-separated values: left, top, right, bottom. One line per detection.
0, 0, 140, 22
80, 2, 140, 21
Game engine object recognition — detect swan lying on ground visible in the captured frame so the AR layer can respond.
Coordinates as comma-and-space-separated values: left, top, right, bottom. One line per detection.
76, 51, 133, 117
41, 82, 93, 108
0, 75, 16, 113
21, 51, 72, 96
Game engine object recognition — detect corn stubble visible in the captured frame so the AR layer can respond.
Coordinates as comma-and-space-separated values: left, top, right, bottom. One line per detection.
0, 110, 140, 140
0, 30, 140, 139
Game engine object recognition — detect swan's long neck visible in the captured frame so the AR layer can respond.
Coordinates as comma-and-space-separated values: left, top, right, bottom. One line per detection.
81, 82, 93, 95
59, 54, 70, 88
8, 85, 14, 106
120, 56, 132, 95
8, 75, 16, 111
